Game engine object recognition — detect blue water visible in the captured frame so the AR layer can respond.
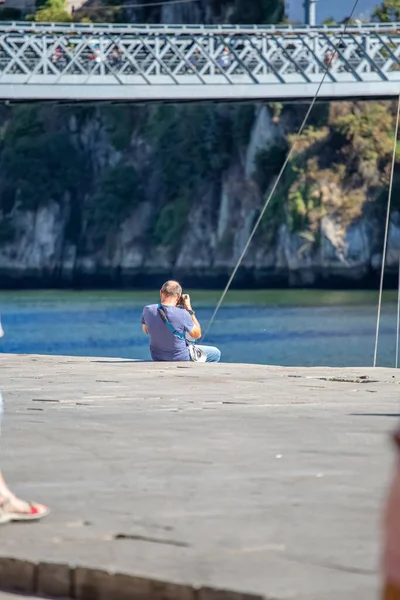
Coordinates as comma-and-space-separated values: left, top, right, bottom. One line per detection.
0, 293, 398, 367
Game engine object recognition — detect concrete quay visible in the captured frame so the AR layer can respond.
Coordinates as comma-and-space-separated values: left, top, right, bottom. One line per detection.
0, 354, 399, 600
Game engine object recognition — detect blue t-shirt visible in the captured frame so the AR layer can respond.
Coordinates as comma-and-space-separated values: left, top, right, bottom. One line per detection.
141, 304, 194, 362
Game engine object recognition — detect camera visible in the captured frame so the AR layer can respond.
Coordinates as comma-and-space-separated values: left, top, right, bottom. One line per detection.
177, 294, 188, 307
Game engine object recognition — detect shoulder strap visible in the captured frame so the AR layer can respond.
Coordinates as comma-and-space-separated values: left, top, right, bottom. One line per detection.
157, 304, 186, 340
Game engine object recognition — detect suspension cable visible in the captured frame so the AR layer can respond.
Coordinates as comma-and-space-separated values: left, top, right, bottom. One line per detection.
373, 91, 400, 368
202, 0, 361, 341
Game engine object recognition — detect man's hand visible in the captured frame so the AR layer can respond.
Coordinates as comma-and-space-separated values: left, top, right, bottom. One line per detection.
182, 294, 192, 311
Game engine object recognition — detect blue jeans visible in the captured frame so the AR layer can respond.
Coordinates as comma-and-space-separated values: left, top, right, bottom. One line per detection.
197, 345, 221, 363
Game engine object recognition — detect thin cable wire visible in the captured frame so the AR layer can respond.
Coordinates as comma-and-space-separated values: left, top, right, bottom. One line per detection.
202, 0, 361, 342
75, 0, 199, 11
373, 91, 400, 368
396, 256, 400, 368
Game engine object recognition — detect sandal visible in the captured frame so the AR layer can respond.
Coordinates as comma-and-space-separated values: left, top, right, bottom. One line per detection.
0, 496, 49, 524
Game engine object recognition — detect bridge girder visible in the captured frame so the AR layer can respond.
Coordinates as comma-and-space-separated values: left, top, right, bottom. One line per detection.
0, 22, 398, 101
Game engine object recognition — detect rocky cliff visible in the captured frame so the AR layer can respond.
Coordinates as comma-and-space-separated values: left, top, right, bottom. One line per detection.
0, 99, 399, 289
0, 0, 399, 289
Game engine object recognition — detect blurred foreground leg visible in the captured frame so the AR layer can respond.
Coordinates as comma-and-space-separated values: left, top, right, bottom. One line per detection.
383, 583, 400, 600
383, 447, 400, 598
0, 393, 49, 524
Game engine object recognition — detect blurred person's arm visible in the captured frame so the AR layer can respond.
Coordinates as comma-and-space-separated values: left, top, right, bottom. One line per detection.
383, 432, 400, 599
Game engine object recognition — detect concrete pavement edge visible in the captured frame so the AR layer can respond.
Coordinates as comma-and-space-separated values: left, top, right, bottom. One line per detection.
0, 556, 273, 600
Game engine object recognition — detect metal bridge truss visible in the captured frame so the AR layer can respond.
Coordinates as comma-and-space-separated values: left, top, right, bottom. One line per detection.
0, 22, 399, 101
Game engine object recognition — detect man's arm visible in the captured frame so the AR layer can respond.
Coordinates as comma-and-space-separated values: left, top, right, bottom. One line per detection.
141, 309, 148, 335
188, 314, 202, 340
183, 295, 202, 340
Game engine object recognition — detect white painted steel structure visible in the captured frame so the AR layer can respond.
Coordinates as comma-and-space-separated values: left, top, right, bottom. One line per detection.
0, 22, 399, 101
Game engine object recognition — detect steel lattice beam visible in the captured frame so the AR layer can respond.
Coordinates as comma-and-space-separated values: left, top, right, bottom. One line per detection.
0, 22, 399, 101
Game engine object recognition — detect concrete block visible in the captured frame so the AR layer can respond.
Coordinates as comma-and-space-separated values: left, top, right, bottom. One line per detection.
37, 562, 72, 598
149, 578, 195, 600
113, 573, 195, 600
198, 588, 266, 600
0, 557, 36, 593
73, 568, 113, 600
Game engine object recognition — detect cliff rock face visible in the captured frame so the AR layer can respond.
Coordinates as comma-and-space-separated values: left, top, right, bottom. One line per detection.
0, 99, 398, 289
0, 0, 398, 288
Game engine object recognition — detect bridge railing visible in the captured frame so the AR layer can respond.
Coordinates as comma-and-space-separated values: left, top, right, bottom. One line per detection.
0, 22, 399, 99
0, 22, 400, 33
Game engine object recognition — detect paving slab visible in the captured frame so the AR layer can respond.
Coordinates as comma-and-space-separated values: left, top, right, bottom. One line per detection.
0, 354, 398, 599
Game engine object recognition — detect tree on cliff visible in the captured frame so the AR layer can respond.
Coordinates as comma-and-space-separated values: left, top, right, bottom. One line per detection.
373, 0, 400, 21
34, 0, 72, 22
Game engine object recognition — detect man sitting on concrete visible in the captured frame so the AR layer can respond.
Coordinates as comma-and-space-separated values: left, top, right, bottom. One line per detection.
141, 281, 221, 363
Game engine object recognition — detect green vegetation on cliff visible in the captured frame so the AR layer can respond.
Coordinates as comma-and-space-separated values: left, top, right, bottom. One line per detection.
271, 102, 398, 239
33, 0, 72, 22
373, 0, 400, 21
0, 106, 84, 213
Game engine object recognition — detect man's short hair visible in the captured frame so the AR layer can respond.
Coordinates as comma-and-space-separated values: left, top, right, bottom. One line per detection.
160, 281, 182, 297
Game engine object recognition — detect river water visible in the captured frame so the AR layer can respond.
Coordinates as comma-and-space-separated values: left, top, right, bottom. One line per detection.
0, 290, 398, 367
